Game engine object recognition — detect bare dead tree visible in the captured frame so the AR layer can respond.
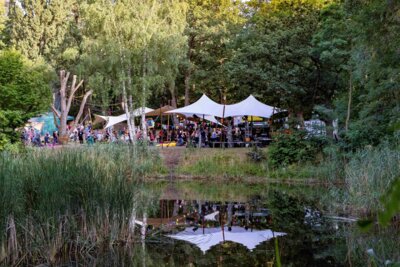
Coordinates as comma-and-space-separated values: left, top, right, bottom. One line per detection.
51, 70, 92, 139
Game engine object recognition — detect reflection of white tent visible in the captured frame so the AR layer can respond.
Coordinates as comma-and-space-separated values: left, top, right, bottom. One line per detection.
165, 94, 224, 117
204, 211, 219, 221
167, 226, 285, 253
95, 107, 154, 129
224, 95, 278, 118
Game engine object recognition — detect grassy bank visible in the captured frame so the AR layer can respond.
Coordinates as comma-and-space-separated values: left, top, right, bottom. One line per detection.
0, 144, 164, 266
176, 143, 400, 215
177, 147, 337, 180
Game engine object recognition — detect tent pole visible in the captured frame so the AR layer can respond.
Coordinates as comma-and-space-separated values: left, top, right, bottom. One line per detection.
167, 114, 170, 142
202, 114, 205, 148
251, 115, 253, 147
220, 95, 226, 148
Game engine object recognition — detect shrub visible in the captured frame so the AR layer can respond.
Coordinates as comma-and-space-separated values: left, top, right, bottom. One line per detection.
268, 130, 327, 168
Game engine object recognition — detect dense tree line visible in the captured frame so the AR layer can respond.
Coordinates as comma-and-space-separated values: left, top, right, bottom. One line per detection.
0, 0, 398, 148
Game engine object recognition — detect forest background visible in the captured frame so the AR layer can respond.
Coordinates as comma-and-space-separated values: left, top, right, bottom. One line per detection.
0, 0, 398, 150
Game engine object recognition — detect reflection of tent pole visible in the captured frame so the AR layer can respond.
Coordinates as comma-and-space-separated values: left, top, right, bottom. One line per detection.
202, 214, 205, 234
221, 208, 225, 242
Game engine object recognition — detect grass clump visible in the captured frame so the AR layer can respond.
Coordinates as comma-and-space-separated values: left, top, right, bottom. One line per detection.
343, 142, 400, 215
0, 144, 163, 266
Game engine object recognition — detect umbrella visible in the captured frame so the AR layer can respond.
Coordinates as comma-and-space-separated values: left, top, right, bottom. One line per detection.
167, 226, 285, 253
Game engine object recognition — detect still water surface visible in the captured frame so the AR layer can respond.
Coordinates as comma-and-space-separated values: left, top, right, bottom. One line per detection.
91, 182, 352, 266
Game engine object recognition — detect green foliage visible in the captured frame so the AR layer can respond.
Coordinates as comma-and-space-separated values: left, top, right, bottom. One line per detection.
379, 178, 400, 226
184, 0, 244, 100
268, 131, 327, 167
6, 0, 77, 65
0, 50, 51, 149
226, 0, 331, 114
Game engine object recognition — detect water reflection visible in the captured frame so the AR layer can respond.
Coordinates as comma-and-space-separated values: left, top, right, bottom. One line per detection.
131, 183, 347, 267
71, 182, 351, 266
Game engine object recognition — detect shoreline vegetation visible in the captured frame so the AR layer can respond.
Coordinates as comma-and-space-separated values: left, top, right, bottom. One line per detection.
0, 143, 399, 265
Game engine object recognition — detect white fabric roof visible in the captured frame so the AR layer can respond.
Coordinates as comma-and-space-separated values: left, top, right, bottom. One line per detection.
166, 94, 281, 119
224, 95, 277, 118
95, 107, 154, 129
165, 94, 224, 117
167, 226, 286, 253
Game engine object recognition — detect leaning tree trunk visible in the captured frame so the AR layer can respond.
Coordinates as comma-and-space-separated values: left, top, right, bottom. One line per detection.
345, 71, 353, 132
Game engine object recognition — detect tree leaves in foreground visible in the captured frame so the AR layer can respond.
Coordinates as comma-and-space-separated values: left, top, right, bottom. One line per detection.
0, 50, 51, 148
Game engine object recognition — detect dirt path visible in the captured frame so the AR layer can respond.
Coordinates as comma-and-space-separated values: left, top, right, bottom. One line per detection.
159, 147, 185, 174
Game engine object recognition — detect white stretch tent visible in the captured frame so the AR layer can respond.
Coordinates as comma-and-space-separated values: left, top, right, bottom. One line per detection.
224, 95, 277, 118
95, 107, 154, 129
167, 94, 281, 119
165, 94, 224, 117
167, 226, 286, 253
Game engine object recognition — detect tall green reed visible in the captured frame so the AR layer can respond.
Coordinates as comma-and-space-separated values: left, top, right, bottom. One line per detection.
0, 144, 163, 265
343, 142, 400, 214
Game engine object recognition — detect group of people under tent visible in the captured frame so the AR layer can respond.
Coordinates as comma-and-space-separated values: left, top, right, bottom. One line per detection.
21, 115, 274, 148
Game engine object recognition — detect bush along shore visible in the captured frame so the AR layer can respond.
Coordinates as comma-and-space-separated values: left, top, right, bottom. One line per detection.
0, 144, 163, 266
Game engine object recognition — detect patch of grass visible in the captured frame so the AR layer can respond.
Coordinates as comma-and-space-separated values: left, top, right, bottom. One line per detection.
178, 148, 269, 178
177, 148, 337, 181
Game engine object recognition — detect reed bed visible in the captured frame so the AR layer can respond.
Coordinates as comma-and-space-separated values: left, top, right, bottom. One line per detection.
0, 144, 162, 266
343, 143, 400, 215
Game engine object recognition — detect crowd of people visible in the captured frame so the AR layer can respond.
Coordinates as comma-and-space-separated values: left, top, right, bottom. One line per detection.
21, 119, 270, 148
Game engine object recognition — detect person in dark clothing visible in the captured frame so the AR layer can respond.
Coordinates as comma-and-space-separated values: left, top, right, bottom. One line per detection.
52, 131, 58, 145
78, 130, 84, 144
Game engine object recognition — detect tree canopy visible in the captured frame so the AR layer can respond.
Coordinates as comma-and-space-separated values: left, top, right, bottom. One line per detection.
0, 49, 51, 148
0, 0, 398, 148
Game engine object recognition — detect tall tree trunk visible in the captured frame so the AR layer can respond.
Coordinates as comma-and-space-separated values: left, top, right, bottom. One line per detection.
184, 69, 191, 106
169, 80, 180, 126
58, 71, 69, 136
128, 95, 136, 142
141, 52, 148, 141
345, 71, 353, 132
127, 66, 136, 142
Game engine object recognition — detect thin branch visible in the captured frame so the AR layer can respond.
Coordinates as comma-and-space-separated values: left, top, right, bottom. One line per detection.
51, 105, 61, 119
73, 89, 93, 127
66, 76, 84, 112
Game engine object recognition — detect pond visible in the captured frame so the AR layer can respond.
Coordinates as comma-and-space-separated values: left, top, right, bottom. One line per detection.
85, 182, 355, 266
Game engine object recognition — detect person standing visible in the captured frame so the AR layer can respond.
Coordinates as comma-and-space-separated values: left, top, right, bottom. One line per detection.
44, 132, 50, 146
78, 128, 84, 144
52, 131, 58, 145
